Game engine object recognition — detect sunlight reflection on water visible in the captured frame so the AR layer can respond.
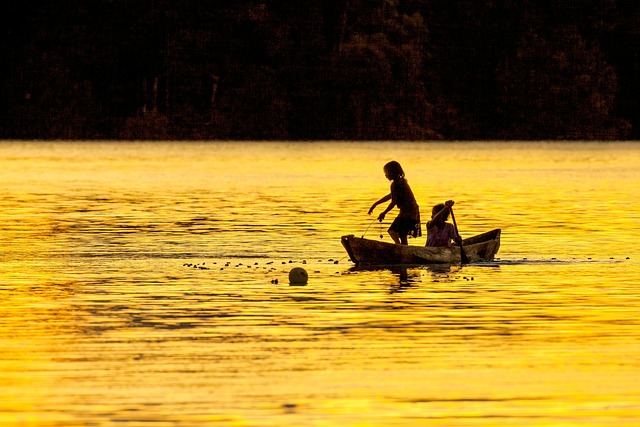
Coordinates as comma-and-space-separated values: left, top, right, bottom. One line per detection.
1, 141, 640, 426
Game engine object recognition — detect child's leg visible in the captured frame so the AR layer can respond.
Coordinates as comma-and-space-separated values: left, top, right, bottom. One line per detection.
388, 229, 401, 244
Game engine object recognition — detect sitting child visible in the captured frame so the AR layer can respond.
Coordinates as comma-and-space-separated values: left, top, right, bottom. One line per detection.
426, 200, 462, 247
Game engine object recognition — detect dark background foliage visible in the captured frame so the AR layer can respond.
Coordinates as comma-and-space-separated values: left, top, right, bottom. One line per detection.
1, 0, 639, 140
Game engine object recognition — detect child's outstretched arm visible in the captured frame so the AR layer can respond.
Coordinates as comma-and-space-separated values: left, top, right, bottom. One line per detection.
368, 194, 391, 215
377, 199, 396, 222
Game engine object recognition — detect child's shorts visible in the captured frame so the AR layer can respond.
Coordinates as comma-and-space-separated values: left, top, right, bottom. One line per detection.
389, 217, 421, 238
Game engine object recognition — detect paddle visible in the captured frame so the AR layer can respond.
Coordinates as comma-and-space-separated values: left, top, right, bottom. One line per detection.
449, 207, 469, 265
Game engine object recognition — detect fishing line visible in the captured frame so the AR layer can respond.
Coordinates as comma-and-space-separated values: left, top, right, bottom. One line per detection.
361, 218, 378, 238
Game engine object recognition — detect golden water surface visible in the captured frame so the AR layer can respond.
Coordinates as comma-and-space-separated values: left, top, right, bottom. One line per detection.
1, 141, 639, 426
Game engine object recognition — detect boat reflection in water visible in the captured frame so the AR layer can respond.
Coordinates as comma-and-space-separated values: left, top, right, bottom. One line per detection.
347, 262, 478, 293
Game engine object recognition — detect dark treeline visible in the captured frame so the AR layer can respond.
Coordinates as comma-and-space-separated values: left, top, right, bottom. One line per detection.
2, 0, 639, 140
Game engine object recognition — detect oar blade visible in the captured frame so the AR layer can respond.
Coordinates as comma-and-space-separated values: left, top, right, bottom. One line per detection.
459, 242, 469, 264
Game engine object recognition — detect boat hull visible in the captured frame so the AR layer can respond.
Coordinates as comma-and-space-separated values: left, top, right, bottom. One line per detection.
341, 229, 501, 265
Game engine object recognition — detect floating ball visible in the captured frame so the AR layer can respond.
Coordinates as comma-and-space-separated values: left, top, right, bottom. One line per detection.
289, 267, 308, 285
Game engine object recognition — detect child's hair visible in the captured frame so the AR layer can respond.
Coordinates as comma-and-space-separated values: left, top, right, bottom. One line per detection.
383, 161, 405, 178
432, 203, 450, 220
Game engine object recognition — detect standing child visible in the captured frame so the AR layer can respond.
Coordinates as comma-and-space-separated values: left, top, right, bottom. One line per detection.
368, 161, 421, 245
426, 200, 462, 247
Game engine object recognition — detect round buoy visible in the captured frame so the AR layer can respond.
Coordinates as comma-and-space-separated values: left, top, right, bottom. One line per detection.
289, 267, 308, 285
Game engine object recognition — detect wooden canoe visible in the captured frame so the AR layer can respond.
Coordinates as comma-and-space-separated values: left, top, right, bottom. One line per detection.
341, 229, 501, 265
